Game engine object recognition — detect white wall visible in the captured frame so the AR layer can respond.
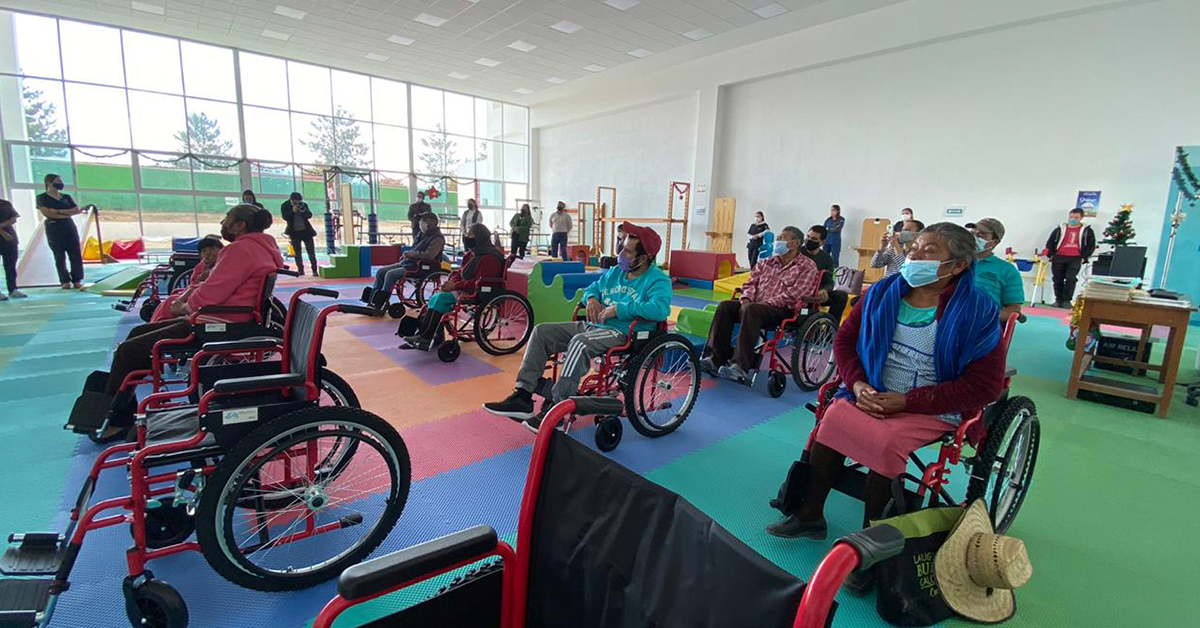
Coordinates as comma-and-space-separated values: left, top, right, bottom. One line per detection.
536, 95, 699, 256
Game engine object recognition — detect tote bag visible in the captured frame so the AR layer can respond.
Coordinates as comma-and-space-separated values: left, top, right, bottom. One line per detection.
870, 506, 963, 627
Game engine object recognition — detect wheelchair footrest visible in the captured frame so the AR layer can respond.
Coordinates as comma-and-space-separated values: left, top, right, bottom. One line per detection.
63, 392, 113, 434
1, 534, 66, 576
0, 577, 55, 623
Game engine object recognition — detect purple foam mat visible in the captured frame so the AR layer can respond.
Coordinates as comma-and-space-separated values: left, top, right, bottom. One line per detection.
344, 322, 501, 385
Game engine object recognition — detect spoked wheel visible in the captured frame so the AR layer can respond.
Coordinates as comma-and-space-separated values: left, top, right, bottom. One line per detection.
417, 271, 449, 307
195, 406, 410, 591
791, 313, 837, 391
594, 416, 623, 452
966, 396, 1040, 533
123, 574, 188, 628
474, 294, 534, 356
622, 334, 700, 438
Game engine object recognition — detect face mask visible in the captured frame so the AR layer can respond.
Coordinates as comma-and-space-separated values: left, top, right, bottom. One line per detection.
975, 236, 991, 253
804, 240, 821, 251
463, 237, 476, 248
900, 259, 953, 287
618, 255, 638, 272
772, 240, 790, 256
53, 182, 64, 190
897, 230, 916, 244
1067, 219, 1081, 226
755, 216, 764, 224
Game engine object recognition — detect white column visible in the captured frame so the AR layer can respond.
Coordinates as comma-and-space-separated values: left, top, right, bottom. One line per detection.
687, 85, 724, 249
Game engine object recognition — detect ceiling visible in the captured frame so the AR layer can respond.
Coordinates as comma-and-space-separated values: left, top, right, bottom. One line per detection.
2, 0, 862, 103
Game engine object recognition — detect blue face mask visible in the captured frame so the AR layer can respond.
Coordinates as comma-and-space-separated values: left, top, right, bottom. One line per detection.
1067, 219, 1081, 226
772, 240, 790, 256
900, 258, 952, 287
975, 236, 990, 253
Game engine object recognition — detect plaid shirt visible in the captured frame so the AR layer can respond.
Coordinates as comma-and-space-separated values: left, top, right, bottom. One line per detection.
742, 252, 821, 309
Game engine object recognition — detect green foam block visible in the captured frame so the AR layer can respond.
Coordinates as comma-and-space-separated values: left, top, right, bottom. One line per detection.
675, 304, 718, 337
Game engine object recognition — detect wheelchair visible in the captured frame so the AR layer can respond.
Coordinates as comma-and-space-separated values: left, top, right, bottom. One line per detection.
114, 251, 202, 322
313, 396, 906, 628
771, 313, 1040, 533
532, 305, 700, 452
361, 260, 450, 319
0, 288, 411, 628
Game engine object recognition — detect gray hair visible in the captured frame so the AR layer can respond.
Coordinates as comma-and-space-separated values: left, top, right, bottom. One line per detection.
780, 225, 804, 241
920, 222, 976, 264
975, 217, 1005, 241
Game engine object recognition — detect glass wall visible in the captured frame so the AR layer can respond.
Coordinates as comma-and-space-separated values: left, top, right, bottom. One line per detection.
0, 10, 530, 249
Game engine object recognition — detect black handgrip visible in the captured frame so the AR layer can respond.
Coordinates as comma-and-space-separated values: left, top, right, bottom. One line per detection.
212, 372, 304, 394
840, 524, 905, 571
197, 305, 254, 314
276, 268, 301, 277
338, 304, 377, 316
337, 525, 498, 600
201, 338, 281, 352
307, 288, 339, 298
569, 396, 624, 417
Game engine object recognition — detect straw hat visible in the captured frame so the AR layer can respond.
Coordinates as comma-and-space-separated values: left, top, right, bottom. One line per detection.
935, 500, 1033, 624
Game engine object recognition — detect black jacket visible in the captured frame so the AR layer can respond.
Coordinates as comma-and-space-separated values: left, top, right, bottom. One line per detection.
281, 201, 316, 238
803, 247, 836, 292
1045, 222, 1096, 260
747, 222, 769, 250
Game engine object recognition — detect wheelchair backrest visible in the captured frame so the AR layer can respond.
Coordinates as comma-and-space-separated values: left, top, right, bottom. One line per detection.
285, 298, 323, 390
525, 434, 811, 628
258, 272, 278, 320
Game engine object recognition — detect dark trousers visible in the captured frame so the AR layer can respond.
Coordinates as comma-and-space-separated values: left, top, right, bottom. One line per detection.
1051, 255, 1083, 303
104, 319, 192, 395
46, 220, 84, 284
747, 244, 760, 270
0, 233, 17, 293
290, 234, 317, 274
825, 290, 848, 323
550, 232, 569, 261
823, 238, 841, 266
706, 300, 789, 370
511, 235, 528, 258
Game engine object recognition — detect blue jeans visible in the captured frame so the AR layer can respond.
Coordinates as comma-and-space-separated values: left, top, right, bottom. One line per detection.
373, 260, 416, 294
823, 236, 841, 266
550, 232, 569, 261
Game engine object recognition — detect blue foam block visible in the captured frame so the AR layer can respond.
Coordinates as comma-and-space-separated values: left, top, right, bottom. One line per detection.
538, 261, 586, 286
679, 277, 715, 290
560, 272, 603, 298
359, 245, 372, 276
172, 237, 200, 252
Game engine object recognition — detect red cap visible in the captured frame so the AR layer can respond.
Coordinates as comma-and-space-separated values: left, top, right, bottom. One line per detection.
620, 221, 662, 260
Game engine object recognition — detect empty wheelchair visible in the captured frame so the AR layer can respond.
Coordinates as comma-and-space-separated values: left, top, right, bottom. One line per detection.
313, 396, 905, 628
771, 313, 1039, 533
362, 260, 449, 319
114, 251, 202, 322
0, 288, 411, 628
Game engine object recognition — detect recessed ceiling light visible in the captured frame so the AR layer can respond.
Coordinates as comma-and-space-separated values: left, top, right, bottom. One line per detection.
448, 71, 471, 80
387, 34, 415, 46
628, 47, 652, 58
515, 88, 534, 95
550, 20, 582, 34
365, 53, 389, 62
414, 13, 448, 27
262, 28, 290, 41
475, 57, 501, 67
605, 0, 640, 10
130, 1, 164, 15
546, 77, 567, 84
584, 64, 606, 72
752, 3, 788, 18
508, 40, 537, 52
683, 28, 713, 40
273, 5, 307, 20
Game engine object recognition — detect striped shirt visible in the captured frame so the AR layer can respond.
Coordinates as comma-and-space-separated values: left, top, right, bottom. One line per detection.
741, 252, 821, 309
871, 247, 906, 278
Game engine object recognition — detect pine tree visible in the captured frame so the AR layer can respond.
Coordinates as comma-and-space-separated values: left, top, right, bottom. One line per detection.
175, 112, 234, 160
418, 123, 461, 177
299, 105, 370, 168
22, 84, 68, 158
1101, 204, 1136, 246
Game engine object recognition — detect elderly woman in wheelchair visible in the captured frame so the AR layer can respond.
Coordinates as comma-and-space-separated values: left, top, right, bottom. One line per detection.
766, 223, 1009, 553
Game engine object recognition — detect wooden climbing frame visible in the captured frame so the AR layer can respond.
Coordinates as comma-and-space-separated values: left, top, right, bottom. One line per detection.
598, 181, 690, 266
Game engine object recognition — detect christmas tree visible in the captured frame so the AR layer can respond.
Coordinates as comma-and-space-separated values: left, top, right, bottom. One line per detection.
1102, 203, 1136, 246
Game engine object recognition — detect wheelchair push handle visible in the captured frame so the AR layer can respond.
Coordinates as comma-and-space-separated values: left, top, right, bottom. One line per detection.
793, 524, 905, 628
568, 396, 624, 417
337, 304, 377, 316
306, 287, 340, 299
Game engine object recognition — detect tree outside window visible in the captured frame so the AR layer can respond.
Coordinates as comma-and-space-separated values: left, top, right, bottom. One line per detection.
300, 105, 370, 168
22, 84, 67, 158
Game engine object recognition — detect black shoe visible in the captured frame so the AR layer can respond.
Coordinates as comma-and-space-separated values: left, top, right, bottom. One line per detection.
371, 290, 389, 311
483, 389, 536, 420
524, 401, 562, 434
402, 335, 432, 351
844, 567, 876, 596
765, 515, 827, 540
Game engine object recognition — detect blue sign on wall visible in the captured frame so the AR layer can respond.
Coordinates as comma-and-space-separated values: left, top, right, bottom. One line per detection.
1075, 190, 1101, 217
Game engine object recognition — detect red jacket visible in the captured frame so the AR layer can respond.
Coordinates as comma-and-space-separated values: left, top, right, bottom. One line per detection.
449, 250, 505, 294
187, 233, 283, 322
833, 280, 1006, 416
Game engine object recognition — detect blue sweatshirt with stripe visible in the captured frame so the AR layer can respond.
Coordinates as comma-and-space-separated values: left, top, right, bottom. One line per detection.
581, 264, 673, 333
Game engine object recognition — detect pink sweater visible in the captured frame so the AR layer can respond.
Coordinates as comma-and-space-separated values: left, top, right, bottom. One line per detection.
186, 233, 283, 322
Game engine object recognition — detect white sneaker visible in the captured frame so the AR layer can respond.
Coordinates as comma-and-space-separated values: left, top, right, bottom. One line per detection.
9, 290, 26, 298
0, 292, 7, 301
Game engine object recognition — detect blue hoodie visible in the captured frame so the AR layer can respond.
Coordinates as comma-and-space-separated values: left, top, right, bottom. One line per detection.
581, 264, 673, 333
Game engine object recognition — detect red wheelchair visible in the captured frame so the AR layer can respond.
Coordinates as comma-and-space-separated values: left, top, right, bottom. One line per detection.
313, 396, 906, 628
771, 313, 1040, 533
114, 251, 202, 322
1, 288, 411, 628
362, 260, 449, 319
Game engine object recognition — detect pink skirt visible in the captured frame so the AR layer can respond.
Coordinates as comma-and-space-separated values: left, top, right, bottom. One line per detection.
815, 398, 957, 479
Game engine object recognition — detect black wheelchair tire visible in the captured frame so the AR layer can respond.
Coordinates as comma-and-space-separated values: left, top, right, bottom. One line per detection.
138, 497, 196, 550
965, 395, 1040, 534
124, 575, 188, 628
767, 372, 787, 398
595, 416, 622, 452
139, 300, 157, 322
622, 333, 700, 439
417, 271, 449, 307
195, 406, 410, 591
474, 293, 534, 356
437, 340, 461, 362
387, 302, 407, 319
791, 313, 837, 391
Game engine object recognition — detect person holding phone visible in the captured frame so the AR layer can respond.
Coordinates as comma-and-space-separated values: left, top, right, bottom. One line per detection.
872, 219, 924, 279
36, 173, 85, 289
280, 192, 317, 276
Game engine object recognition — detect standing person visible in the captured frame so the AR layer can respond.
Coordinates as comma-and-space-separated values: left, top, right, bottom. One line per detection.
803, 225, 849, 322
970, 218, 1024, 321
281, 192, 317, 276
894, 207, 915, 233
460, 198, 483, 245
408, 191, 431, 242
747, 211, 770, 269
823, 205, 845, 265
36, 173, 85, 289
872, 219, 924, 279
509, 203, 533, 258
241, 189, 264, 209
1043, 208, 1096, 308
549, 201, 572, 261
0, 198, 26, 300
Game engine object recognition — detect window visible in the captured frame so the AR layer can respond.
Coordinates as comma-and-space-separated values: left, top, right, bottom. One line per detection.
503, 143, 528, 183
59, 21, 125, 86
7, 143, 71, 185
373, 124, 409, 172
287, 61, 331, 115
1, 76, 69, 143
181, 41, 235, 101
184, 99, 240, 157
332, 70, 371, 121
475, 99, 503, 141
410, 85, 443, 131
371, 78, 407, 126
477, 181, 503, 208
413, 130, 474, 178
476, 140, 501, 180
128, 91, 186, 152
138, 152, 192, 190
238, 53, 288, 109
243, 105, 292, 161
444, 92, 473, 137
502, 104, 528, 144
190, 157, 241, 193
3, 13, 61, 78
252, 162, 297, 196
123, 32, 182, 94
505, 183, 528, 209
74, 149, 134, 190
66, 83, 130, 146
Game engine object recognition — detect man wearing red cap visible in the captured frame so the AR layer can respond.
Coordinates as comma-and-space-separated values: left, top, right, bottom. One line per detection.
484, 222, 672, 430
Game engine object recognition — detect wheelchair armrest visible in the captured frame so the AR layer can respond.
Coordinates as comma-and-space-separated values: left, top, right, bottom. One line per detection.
337, 526, 498, 601
306, 288, 339, 299
201, 338, 281, 352
840, 524, 905, 571
212, 372, 304, 394
277, 267, 301, 277
195, 305, 254, 315
569, 396, 624, 417
338, 304, 377, 316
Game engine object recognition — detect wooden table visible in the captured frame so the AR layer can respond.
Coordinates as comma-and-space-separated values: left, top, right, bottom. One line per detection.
1066, 294, 1196, 417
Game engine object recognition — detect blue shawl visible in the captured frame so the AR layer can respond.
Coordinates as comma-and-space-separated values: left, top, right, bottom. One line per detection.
852, 265, 999, 394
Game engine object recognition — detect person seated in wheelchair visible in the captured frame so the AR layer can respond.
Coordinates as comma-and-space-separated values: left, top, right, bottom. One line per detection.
766, 222, 1005, 541
148, 235, 223, 323
366, 212, 446, 311
801, 225, 849, 323
968, 218, 1024, 322
401, 223, 507, 350
482, 222, 671, 429
89, 204, 284, 440
699, 225, 822, 383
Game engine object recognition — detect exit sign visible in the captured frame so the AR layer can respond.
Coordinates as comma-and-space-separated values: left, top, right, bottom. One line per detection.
944, 205, 966, 217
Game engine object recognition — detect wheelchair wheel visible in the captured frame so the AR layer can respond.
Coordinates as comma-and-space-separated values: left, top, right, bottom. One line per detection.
791, 313, 837, 391
767, 372, 787, 398
966, 395, 1040, 534
123, 574, 188, 628
195, 406, 410, 591
168, 270, 191, 293
417, 271, 449, 307
139, 300, 157, 322
474, 293, 533, 356
386, 302, 406, 319
437, 340, 461, 362
623, 334, 700, 438
140, 498, 196, 549
595, 416, 622, 452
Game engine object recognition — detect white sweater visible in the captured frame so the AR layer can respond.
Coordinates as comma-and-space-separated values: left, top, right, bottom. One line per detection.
549, 211, 573, 233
